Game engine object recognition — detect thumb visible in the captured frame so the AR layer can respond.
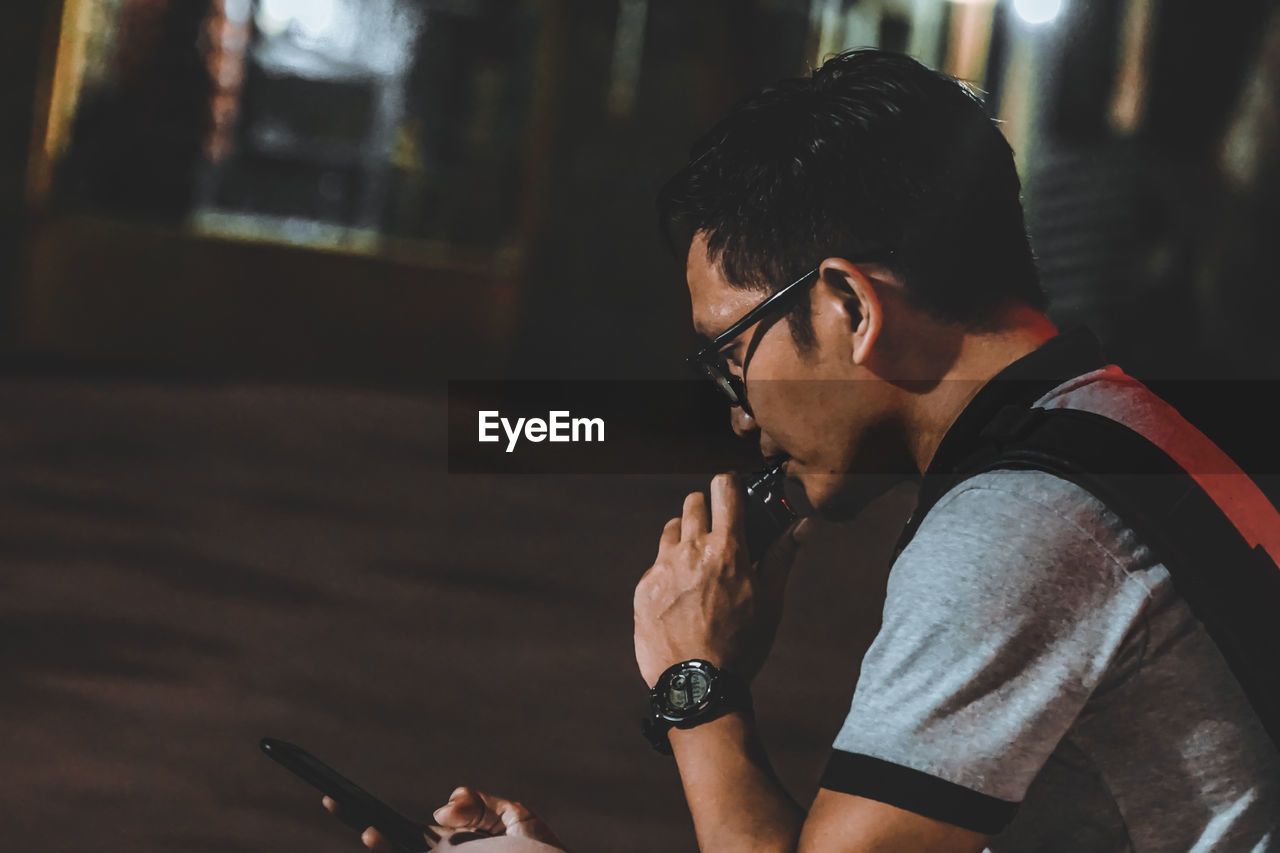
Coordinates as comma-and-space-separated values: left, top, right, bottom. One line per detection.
433, 787, 499, 834
433, 788, 565, 848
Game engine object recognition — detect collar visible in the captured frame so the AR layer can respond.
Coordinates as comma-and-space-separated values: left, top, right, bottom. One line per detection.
924, 327, 1108, 477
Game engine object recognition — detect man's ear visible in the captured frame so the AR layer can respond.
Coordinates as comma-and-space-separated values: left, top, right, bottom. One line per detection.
817, 258, 883, 365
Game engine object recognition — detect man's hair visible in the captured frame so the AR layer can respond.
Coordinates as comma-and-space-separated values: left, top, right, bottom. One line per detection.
658, 49, 1047, 346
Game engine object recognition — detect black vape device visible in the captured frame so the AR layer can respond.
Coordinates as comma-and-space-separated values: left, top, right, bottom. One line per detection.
744, 458, 799, 563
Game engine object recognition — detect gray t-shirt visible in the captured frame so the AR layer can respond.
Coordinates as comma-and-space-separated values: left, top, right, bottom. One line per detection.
825, 367, 1280, 850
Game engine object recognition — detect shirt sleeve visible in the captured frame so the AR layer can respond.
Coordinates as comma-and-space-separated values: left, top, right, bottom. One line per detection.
821, 470, 1159, 834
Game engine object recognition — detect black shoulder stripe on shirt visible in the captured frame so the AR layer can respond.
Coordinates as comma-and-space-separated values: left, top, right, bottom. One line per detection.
820, 751, 1020, 836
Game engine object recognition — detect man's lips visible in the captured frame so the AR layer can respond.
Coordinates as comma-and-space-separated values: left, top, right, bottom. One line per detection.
758, 451, 790, 479
760, 453, 789, 478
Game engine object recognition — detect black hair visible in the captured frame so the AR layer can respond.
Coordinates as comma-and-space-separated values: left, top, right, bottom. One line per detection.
658, 49, 1047, 346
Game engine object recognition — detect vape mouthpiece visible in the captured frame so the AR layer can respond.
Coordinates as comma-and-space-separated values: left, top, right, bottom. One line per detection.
744, 458, 799, 563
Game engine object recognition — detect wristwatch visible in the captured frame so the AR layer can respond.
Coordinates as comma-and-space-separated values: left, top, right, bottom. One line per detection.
642, 659, 754, 755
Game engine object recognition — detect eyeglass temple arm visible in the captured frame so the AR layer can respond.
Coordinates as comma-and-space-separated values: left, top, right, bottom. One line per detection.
688, 268, 820, 362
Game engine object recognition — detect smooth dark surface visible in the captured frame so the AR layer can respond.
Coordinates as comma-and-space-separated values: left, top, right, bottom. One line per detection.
261, 738, 432, 851
1, 379, 903, 852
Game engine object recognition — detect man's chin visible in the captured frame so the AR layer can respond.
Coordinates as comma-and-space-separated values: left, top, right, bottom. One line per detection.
787, 471, 911, 522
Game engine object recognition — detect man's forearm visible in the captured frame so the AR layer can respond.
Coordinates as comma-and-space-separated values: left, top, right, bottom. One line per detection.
669, 711, 805, 853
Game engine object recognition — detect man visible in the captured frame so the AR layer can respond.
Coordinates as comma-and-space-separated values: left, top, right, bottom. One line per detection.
359, 49, 1280, 852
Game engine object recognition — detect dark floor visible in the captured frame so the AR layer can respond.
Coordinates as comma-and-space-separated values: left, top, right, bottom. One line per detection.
1, 380, 911, 852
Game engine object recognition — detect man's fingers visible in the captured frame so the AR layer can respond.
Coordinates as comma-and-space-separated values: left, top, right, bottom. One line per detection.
434, 786, 502, 835
658, 516, 681, 552
322, 795, 376, 833
492, 797, 538, 834
709, 472, 746, 543
681, 490, 709, 540
360, 826, 398, 853
324, 796, 436, 850
478, 791, 563, 846
433, 788, 562, 847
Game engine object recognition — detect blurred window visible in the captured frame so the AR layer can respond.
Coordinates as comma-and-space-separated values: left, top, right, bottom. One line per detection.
46, 0, 545, 265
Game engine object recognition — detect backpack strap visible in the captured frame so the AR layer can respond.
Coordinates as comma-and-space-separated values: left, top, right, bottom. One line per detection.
930, 405, 1280, 749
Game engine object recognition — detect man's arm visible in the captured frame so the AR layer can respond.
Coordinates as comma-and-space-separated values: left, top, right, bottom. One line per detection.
667, 712, 803, 852
667, 712, 990, 853
634, 475, 993, 853
801, 788, 991, 853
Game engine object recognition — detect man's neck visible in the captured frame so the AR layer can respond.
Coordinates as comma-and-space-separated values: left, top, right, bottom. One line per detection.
905, 306, 1058, 474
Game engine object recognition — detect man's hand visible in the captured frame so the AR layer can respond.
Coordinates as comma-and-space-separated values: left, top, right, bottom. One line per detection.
634, 472, 808, 687
431, 787, 564, 848
323, 788, 565, 852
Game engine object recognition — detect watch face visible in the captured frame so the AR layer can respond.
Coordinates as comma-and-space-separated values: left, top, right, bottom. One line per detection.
668, 668, 711, 711
656, 661, 716, 720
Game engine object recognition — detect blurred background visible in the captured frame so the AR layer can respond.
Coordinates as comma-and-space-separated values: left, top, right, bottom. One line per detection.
2, 1, 1277, 851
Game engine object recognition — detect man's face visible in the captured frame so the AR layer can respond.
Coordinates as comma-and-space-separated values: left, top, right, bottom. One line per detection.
686, 234, 910, 518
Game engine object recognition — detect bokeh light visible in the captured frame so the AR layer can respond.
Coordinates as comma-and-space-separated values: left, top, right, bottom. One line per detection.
255, 0, 339, 40
1014, 0, 1064, 25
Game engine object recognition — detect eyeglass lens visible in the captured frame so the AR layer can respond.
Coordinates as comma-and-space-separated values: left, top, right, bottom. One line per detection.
700, 360, 743, 405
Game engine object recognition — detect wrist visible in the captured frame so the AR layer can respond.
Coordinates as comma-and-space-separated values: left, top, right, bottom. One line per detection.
643, 659, 754, 755
640, 649, 729, 690
667, 707, 754, 749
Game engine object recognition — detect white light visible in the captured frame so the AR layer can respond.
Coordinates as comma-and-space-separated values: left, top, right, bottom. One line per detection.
257, 0, 339, 40
1013, 0, 1063, 25
224, 0, 252, 25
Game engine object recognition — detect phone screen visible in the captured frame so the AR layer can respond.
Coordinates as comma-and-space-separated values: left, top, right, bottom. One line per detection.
260, 737, 435, 852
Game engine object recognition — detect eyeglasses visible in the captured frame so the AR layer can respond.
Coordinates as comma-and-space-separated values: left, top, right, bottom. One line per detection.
686, 253, 890, 411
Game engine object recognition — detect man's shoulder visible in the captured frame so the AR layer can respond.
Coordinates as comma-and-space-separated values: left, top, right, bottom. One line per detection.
1033, 363, 1280, 555
908, 467, 1160, 592
902, 365, 1154, 585
882, 468, 1166, 685
907, 359, 1277, 585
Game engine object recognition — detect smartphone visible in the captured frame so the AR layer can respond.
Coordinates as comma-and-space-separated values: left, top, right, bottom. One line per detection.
260, 737, 435, 852
744, 458, 799, 563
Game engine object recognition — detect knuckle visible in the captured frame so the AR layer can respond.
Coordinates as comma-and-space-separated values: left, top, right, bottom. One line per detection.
634, 576, 662, 610
505, 801, 534, 820
704, 528, 733, 556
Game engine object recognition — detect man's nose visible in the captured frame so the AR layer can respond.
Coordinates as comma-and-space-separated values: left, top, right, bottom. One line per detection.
729, 404, 757, 438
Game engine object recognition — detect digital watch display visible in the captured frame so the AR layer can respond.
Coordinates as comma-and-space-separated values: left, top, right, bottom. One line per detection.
643, 659, 753, 754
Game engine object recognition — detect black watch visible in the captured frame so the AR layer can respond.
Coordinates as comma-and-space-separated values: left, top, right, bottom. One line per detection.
642, 659, 754, 755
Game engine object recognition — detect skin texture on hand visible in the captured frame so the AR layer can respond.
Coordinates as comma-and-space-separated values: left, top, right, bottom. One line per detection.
432, 787, 564, 848
633, 472, 808, 687
323, 788, 566, 852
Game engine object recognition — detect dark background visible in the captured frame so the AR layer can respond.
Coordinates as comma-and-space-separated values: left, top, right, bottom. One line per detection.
2, 1, 1277, 850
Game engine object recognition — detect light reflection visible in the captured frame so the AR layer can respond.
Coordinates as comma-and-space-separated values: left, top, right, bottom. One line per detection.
1013, 0, 1064, 25
224, 0, 253, 25
256, 0, 340, 41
